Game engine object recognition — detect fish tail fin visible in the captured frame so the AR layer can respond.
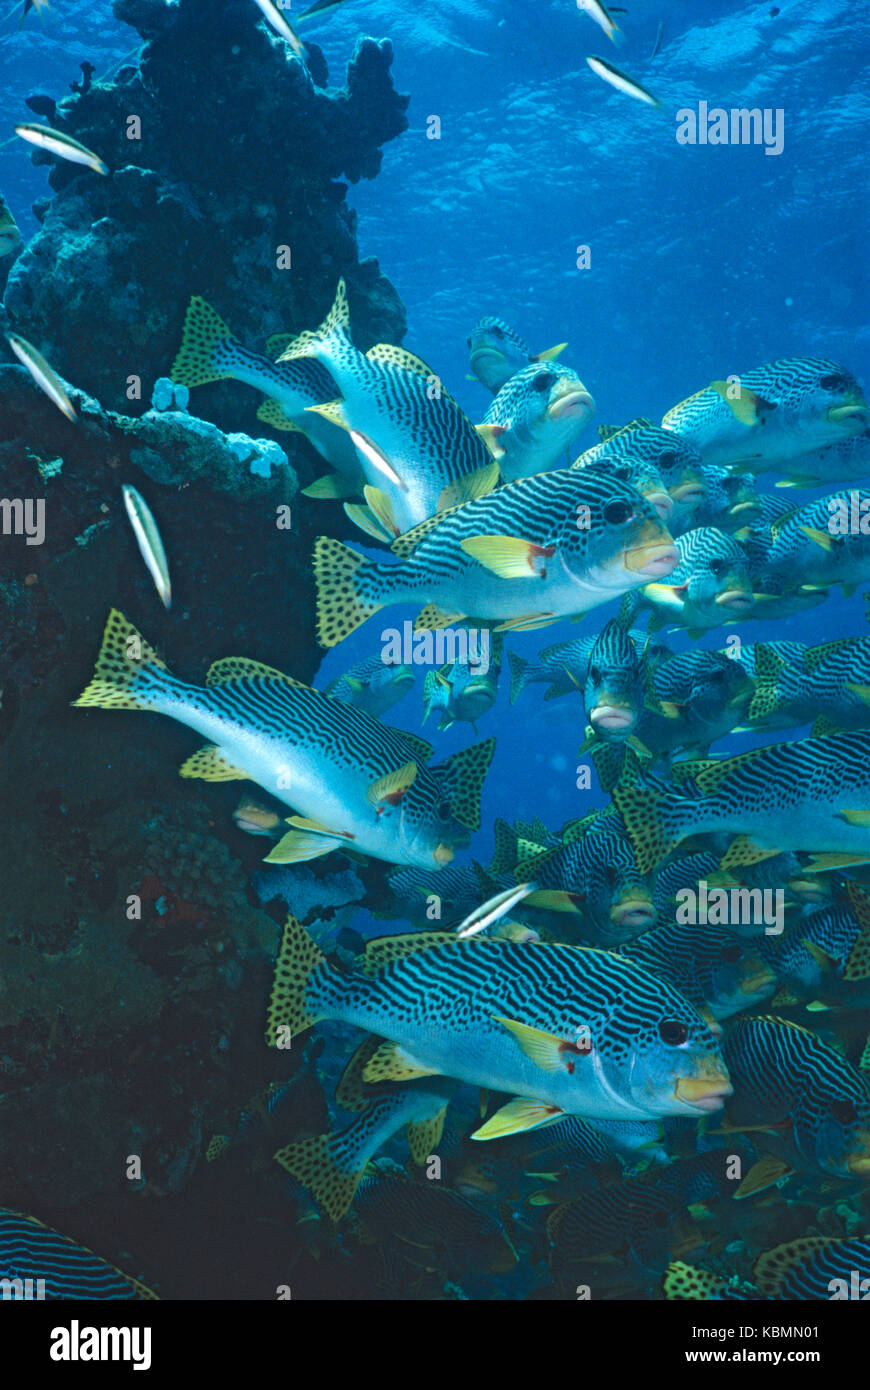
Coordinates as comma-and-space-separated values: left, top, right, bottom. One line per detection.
266, 915, 331, 1045
433, 736, 496, 831
507, 649, 529, 705
274, 1128, 365, 1224
171, 296, 238, 387
277, 279, 351, 363
72, 608, 174, 712
313, 536, 384, 647
746, 642, 782, 723
663, 1262, 728, 1301
611, 779, 678, 873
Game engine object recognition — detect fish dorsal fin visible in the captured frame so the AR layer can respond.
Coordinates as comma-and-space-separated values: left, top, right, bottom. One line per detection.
206, 656, 305, 687
432, 737, 496, 831
256, 397, 301, 431
662, 1262, 727, 1301
597, 424, 621, 442
390, 507, 465, 559
406, 1106, 448, 1165
362, 1039, 440, 1083
265, 331, 294, 359
804, 637, 858, 673
489, 817, 520, 875
514, 843, 561, 879
437, 460, 500, 512
561, 814, 596, 844
179, 745, 249, 781
363, 931, 460, 976
384, 729, 433, 765
690, 748, 765, 794
471, 1096, 564, 1141
365, 341, 447, 385
306, 399, 349, 429
754, 1238, 840, 1298
278, 280, 350, 361
335, 1034, 383, 1112
598, 416, 654, 443
669, 757, 718, 788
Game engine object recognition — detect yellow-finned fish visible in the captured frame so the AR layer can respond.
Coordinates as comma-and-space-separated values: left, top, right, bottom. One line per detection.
586, 56, 661, 108
14, 123, 109, 176
121, 485, 172, 610
577, 0, 623, 46
6, 332, 77, 421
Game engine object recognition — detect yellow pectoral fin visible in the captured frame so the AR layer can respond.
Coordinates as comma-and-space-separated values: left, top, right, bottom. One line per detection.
710, 382, 771, 427
533, 342, 568, 363
343, 502, 394, 544
804, 852, 870, 873
525, 889, 584, 914
474, 423, 508, 460
363, 485, 400, 538
367, 759, 418, 808
735, 1156, 794, 1199
798, 525, 835, 551
305, 399, 350, 429
470, 1096, 565, 1141
493, 1016, 587, 1071
302, 473, 358, 500
179, 745, 249, 781
493, 612, 558, 632
264, 830, 338, 864
362, 1040, 439, 1083
437, 460, 500, 511
642, 583, 688, 611
836, 809, 870, 827
460, 534, 555, 579
844, 682, 870, 707
801, 939, 837, 973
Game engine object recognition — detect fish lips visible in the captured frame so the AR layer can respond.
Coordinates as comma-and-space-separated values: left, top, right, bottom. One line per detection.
590, 702, 637, 731
623, 541, 680, 578
646, 490, 674, 521
609, 898, 656, 931
470, 345, 507, 367
827, 399, 870, 431
673, 1072, 733, 1113
714, 587, 754, 610
547, 387, 595, 423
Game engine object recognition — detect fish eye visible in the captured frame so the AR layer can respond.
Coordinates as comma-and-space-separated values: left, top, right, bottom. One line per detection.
589, 664, 602, 684
658, 451, 677, 469
437, 800, 452, 820
709, 558, 727, 577
604, 499, 634, 526
602, 864, 618, 885
466, 336, 472, 348
820, 373, 847, 392
831, 1098, 858, 1125
613, 465, 630, 482
532, 371, 551, 392
658, 1018, 689, 1045
720, 944, 741, 963
492, 325, 505, 339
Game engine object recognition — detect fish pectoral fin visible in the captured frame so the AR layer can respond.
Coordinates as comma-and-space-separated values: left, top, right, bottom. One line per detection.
492, 1016, 590, 1072
284, 817, 355, 841
366, 760, 418, 809
844, 682, 870, 707
301, 472, 358, 500
437, 460, 501, 510
179, 745, 249, 781
470, 1096, 565, 1141
642, 582, 689, 610
460, 534, 556, 579
361, 1040, 440, 1083
836, 809, 870, 827
532, 342, 568, 363
493, 612, 558, 632
801, 939, 838, 973
362, 485, 400, 538
710, 382, 775, 427
343, 502, 394, 544
720, 836, 782, 870
474, 423, 509, 460
524, 889, 584, 914
798, 525, 835, 551
804, 851, 870, 873
734, 1156, 794, 1200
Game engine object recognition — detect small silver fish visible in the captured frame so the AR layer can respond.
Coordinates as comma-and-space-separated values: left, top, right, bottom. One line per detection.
6, 332, 77, 421
577, 0, 622, 45
121, 485, 172, 609
586, 56, 661, 108
14, 123, 108, 175
456, 882, 536, 939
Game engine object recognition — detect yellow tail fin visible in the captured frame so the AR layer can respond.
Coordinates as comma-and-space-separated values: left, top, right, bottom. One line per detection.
313, 535, 382, 647
265, 915, 327, 1045
171, 296, 235, 388
277, 280, 350, 363
274, 1133, 361, 1224
72, 609, 166, 712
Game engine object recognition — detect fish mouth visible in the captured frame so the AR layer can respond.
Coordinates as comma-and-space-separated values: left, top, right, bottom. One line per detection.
739, 964, 777, 995
668, 481, 705, 505
433, 843, 455, 866
674, 1071, 732, 1112
590, 703, 636, 730
623, 522, 678, 577
645, 489, 674, 520
846, 1153, 870, 1176
715, 588, 754, 609
470, 346, 506, 366
827, 400, 870, 430
610, 898, 656, 930
787, 876, 829, 902
547, 387, 595, 422
729, 500, 762, 517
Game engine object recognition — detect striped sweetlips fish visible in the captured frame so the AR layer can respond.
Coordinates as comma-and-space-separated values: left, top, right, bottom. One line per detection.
476, 361, 595, 482
573, 420, 706, 525
721, 1016, 870, 1179
755, 490, 870, 598
612, 730, 870, 875
313, 464, 678, 647
467, 315, 567, 394
0, 1210, 156, 1299
73, 611, 493, 870
276, 280, 500, 538
661, 356, 870, 470
267, 919, 732, 1128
